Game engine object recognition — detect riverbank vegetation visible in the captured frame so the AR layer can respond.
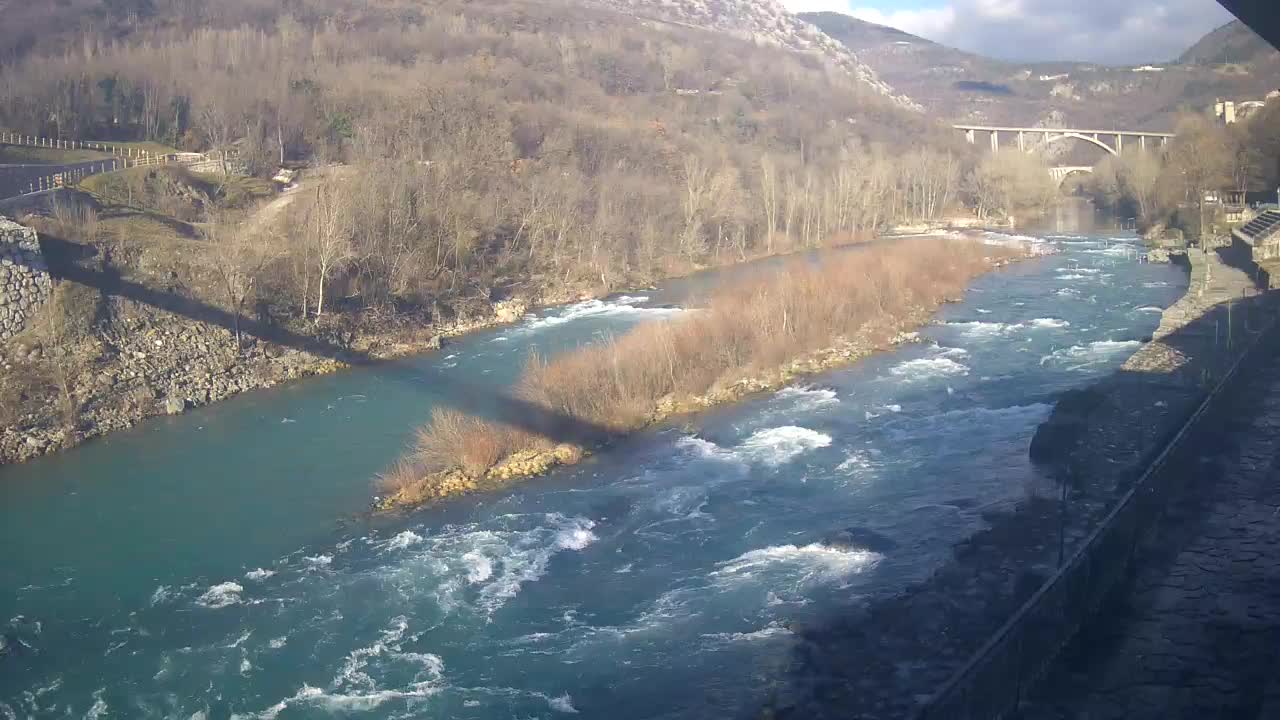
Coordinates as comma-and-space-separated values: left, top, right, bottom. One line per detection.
378, 237, 1024, 507
966, 150, 1059, 223
1084, 103, 1280, 242
0, 0, 1060, 465
0, 0, 1048, 328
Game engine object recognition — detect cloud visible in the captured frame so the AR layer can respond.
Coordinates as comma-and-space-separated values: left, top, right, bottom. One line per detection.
848, 6, 958, 39
784, 0, 1236, 64
783, 0, 860, 12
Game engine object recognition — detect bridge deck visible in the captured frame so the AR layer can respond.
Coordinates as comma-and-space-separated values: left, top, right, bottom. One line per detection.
953, 125, 1176, 137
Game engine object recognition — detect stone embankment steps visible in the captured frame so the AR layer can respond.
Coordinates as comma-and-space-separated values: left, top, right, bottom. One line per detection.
1020, 329, 1280, 720
1116, 247, 1261, 383
1148, 248, 1254, 342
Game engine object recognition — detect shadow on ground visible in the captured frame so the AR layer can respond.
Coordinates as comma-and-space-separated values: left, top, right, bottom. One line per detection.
760, 250, 1277, 720
22, 230, 615, 450
1019, 323, 1280, 719
9, 215, 1277, 717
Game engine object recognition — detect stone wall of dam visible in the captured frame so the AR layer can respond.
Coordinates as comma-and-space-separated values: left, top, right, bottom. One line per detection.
0, 217, 52, 340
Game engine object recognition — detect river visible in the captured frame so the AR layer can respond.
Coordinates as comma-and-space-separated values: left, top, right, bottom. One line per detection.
0, 223, 1186, 719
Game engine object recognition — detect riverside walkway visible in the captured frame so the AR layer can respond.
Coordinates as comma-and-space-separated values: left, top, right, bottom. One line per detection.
1021, 325, 1280, 719
898, 246, 1273, 719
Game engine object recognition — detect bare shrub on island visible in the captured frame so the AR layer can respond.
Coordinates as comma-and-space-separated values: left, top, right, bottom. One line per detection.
388, 237, 1022, 506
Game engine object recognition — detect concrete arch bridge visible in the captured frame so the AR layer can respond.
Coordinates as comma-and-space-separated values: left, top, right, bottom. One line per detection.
1049, 166, 1094, 185
954, 124, 1176, 186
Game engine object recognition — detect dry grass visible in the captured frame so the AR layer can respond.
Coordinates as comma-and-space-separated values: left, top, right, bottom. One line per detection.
50, 193, 100, 243
515, 238, 1015, 430
380, 408, 555, 492
392, 237, 1021, 489
376, 458, 428, 495
414, 408, 511, 476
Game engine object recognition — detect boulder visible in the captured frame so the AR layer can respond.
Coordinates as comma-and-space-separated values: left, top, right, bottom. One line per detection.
163, 396, 187, 415
493, 298, 528, 324
425, 334, 445, 351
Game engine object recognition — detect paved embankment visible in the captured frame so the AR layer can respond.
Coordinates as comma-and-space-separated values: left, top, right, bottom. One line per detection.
1021, 323, 1280, 720
1041, 247, 1265, 528
769, 248, 1274, 719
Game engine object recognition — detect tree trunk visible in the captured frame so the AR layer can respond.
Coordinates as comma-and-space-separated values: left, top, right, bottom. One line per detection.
316, 263, 327, 316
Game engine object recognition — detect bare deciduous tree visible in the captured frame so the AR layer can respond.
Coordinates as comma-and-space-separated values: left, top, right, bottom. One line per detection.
306, 183, 354, 318
202, 208, 276, 348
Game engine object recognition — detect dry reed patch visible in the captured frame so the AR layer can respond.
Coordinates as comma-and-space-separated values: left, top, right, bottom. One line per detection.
385, 238, 1023, 506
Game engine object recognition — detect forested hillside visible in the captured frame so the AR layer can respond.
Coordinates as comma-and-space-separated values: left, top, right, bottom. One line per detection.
0, 0, 1008, 462
1, 0, 967, 310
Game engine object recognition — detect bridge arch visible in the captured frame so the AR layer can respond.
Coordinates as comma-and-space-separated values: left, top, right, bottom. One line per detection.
1044, 132, 1118, 157
1050, 166, 1094, 187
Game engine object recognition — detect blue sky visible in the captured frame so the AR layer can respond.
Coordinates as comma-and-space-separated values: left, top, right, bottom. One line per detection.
780, 0, 1236, 64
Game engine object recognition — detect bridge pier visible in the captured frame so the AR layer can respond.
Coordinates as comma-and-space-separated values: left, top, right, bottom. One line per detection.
965, 129, 975, 144
990, 131, 999, 152
1018, 131, 1026, 152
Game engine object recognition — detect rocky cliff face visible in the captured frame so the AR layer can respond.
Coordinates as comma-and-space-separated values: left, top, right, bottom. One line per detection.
0, 218, 52, 340
583, 0, 920, 110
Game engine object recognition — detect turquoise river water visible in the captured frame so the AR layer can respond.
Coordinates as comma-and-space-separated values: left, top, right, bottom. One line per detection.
0, 228, 1186, 719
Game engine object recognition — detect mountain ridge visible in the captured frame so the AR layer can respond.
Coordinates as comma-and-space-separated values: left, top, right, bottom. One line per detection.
1178, 19, 1276, 65
581, 0, 921, 109
803, 12, 1280, 130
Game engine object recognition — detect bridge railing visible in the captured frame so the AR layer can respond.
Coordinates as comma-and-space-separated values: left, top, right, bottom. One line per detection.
2, 131, 235, 199
912, 293, 1273, 720
8, 159, 125, 199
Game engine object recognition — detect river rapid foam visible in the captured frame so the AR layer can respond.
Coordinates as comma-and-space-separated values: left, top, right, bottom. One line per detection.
0, 232, 1188, 719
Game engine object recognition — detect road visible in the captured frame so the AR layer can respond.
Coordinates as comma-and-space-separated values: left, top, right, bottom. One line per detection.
0, 159, 123, 201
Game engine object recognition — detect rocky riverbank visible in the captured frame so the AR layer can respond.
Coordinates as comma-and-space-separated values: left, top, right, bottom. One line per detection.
766, 246, 1276, 719
0, 206, 885, 469
0, 295, 538, 465
0, 237, 882, 468
0, 231, 1024, 469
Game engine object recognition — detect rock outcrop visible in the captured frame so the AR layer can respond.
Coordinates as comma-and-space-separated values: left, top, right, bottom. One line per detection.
493, 298, 528, 324
0, 283, 545, 465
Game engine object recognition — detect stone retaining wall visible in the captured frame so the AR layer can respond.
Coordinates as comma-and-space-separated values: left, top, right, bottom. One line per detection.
0, 217, 52, 339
